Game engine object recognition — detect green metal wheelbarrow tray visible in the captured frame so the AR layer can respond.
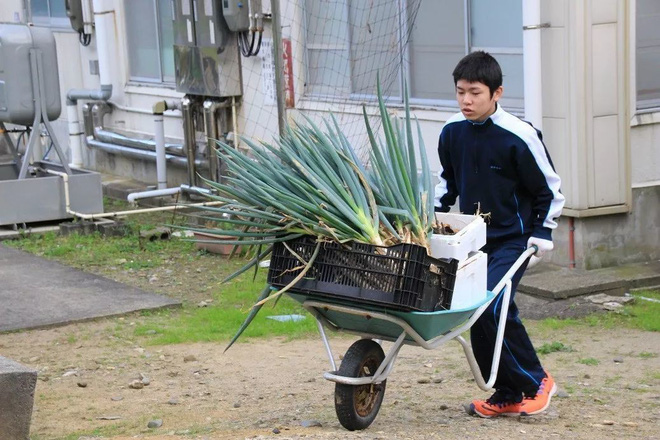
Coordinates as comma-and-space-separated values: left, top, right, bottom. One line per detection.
280, 246, 536, 431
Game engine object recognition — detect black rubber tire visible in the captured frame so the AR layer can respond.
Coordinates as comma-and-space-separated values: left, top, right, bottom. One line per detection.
334, 339, 387, 431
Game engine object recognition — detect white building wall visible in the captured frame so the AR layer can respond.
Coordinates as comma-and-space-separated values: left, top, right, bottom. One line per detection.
0, 1, 24, 22
6, 0, 657, 269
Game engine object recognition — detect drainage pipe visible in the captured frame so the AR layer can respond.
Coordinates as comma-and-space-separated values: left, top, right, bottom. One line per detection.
93, 129, 185, 156
568, 217, 576, 269
522, 0, 544, 130
39, 167, 222, 221
126, 100, 186, 200
154, 111, 167, 189
127, 187, 181, 203
86, 138, 208, 169
180, 184, 215, 196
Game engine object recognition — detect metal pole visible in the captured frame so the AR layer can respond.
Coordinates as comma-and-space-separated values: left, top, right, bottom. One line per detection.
181, 96, 197, 187
270, 0, 287, 137
204, 99, 227, 183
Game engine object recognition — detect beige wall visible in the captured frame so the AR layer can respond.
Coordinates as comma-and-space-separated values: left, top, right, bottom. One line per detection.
542, 0, 630, 215
0, 1, 24, 23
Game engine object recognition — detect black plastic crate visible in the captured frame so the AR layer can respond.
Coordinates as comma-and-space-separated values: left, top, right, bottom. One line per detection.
267, 237, 458, 312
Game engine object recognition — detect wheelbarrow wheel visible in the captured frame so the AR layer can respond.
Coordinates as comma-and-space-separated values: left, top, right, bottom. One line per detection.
334, 339, 387, 431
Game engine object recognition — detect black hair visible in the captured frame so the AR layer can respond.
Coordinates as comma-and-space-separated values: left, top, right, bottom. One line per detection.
452, 51, 503, 97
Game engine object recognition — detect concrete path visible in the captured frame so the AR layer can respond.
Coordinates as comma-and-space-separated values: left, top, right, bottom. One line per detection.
0, 244, 180, 332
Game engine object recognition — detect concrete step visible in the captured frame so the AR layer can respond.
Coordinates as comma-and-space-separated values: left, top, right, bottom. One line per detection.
519, 259, 660, 300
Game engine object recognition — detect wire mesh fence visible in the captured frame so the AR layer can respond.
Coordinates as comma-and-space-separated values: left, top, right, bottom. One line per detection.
237, 0, 423, 160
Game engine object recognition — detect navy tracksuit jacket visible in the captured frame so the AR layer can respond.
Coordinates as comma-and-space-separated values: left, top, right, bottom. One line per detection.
435, 104, 565, 397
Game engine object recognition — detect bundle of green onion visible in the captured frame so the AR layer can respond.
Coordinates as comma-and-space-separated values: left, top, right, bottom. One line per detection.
191, 80, 436, 350
192, 80, 434, 256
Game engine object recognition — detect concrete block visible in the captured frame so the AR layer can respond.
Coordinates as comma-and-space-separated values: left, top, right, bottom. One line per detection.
0, 356, 37, 440
96, 219, 129, 237
59, 220, 98, 236
139, 226, 171, 241
58, 221, 84, 236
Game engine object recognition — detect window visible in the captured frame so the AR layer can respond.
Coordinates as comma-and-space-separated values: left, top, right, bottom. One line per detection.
125, 0, 175, 84
637, 0, 660, 110
30, 0, 70, 28
304, 0, 523, 109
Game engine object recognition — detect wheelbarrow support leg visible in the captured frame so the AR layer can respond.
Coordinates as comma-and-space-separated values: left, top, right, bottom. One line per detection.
315, 318, 337, 371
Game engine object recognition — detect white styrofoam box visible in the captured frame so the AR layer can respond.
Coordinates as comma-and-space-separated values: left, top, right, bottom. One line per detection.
430, 212, 487, 261
450, 251, 488, 310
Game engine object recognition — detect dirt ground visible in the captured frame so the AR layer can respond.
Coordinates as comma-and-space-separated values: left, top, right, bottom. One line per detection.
0, 313, 658, 439
0, 253, 659, 440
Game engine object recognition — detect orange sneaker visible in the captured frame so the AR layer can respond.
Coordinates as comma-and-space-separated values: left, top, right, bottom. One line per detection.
520, 372, 557, 415
469, 391, 522, 418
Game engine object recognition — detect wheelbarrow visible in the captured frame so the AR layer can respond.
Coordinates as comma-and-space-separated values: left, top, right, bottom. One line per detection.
286, 246, 536, 430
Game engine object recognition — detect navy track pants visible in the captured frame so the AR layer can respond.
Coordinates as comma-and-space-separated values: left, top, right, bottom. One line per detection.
470, 237, 545, 398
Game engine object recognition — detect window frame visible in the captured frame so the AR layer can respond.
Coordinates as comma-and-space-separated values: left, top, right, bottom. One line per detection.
636, 0, 660, 111
302, 0, 524, 111
124, 0, 175, 86
29, 0, 73, 29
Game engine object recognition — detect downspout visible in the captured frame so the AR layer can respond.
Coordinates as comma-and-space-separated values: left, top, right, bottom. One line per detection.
568, 217, 576, 269
152, 100, 182, 189
67, 0, 115, 168
126, 100, 184, 203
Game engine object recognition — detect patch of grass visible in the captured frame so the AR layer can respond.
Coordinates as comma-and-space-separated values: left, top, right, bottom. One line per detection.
604, 374, 622, 385
639, 351, 658, 359
578, 357, 599, 366
537, 341, 574, 355
33, 422, 127, 440
538, 289, 660, 332
134, 270, 318, 345
5, 228, 196, 272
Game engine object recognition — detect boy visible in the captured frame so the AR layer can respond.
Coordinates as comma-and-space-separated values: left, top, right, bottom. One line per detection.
435, 51, 565, 417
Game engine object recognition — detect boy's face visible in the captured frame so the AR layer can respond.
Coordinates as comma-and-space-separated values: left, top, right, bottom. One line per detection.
455, 80, 503, 122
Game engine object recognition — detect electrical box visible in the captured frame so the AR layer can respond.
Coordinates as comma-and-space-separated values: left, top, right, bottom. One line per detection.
0, 24, 61, 126
172, 0, 230, 49
65, 0, 84, 33
172, 0, 196, 47
172, 0, 242, 97
222, 0, 250, 32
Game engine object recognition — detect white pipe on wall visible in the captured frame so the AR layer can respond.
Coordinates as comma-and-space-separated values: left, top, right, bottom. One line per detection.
154, 113, 167, 189
522, 0, 543, 131
67, 103, 83, 167
92, 0, 115, 86
68, 0, 116, 168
